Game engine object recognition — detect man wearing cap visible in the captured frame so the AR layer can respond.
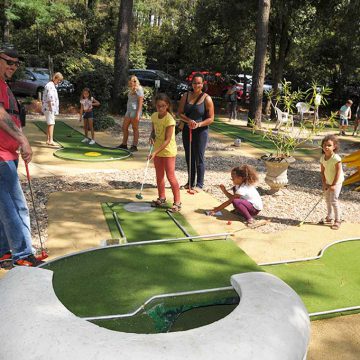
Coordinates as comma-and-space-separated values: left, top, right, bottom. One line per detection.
0, 45, 41, 267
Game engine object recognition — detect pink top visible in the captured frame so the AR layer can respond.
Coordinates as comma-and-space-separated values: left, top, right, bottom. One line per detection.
0, 79, 21, 161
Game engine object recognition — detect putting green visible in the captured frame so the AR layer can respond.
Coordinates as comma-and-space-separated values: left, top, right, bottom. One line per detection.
211, 118, 319, 156
102, 202, 197, 242
41, 240, 261, 332
262, 239, 360, 319
34, 120, 130, 161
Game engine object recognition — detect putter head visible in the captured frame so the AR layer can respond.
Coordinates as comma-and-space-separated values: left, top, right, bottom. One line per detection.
135, 193, 143, 200
187, 189, 195, 195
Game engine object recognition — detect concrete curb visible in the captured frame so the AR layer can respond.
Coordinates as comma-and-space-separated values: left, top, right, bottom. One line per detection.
0, 268, 309, 360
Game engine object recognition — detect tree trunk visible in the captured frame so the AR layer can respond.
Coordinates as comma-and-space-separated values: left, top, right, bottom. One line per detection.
248, 0, 271, 127
112, 0, 134, 113
0, 0, 10, 43
266, 4, 291, 119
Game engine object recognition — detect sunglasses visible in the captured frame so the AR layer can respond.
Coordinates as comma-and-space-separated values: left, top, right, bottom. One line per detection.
0, 56, 21, 67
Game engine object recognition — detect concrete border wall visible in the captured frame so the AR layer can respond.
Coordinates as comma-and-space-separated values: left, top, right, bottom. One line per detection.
0, 268, 310, 360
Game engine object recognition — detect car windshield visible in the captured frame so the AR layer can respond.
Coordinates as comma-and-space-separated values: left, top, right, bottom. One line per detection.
32, 69, 50, 80
155, 70, 178, 82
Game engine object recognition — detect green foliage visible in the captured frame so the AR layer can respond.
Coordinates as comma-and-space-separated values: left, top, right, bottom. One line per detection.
142, 86, 155, 115
129, 42, 147, 69
93, 114, 116, 131
254, 81, 336, 158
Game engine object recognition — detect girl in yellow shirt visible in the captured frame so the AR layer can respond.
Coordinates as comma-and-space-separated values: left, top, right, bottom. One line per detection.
149, 93, 181, 212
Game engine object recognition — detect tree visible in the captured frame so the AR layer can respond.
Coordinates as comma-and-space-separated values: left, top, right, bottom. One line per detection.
112, 0, 133, 112
248, 0, 271, 126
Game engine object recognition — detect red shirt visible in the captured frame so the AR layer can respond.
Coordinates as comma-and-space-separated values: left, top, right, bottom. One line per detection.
0, 78, 21, 161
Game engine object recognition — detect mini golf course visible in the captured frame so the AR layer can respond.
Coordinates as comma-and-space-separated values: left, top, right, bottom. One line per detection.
34, 120, 130, 161
39, 199, 360, 334
211, 117, 320, 156
262, 239, 360, 320
102, 202, 198, 242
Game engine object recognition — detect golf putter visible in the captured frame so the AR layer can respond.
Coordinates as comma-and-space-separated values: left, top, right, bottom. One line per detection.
136, 144, 154, 199
187, 127, 195, 194
25, 162, 48, 260
298, 195, 323, 226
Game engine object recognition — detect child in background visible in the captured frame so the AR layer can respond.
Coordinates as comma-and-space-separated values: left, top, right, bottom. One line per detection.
352, 103, 360, 136
149, 93, 181, 213
338, 99, 352, 136
79, 88, 100, 145
320, 134, 344, 230
208, 165, 263, 226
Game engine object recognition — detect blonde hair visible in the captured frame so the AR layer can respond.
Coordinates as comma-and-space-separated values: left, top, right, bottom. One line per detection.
52, 72, 63, 81
128, 75, 141, 94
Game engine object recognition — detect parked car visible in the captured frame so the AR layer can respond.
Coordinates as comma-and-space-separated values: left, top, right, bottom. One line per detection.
186, 71, 226, 97
8, 67, 74, 99
129, 69, 188, 99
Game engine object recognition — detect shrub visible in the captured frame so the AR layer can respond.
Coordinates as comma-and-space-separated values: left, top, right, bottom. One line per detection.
93, 114, 116, 131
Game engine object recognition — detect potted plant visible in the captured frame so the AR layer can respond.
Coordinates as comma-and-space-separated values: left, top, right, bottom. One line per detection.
253, 81, 335, 194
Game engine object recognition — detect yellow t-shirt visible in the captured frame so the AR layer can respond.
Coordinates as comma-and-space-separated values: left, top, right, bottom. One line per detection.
151, 112, 177, 157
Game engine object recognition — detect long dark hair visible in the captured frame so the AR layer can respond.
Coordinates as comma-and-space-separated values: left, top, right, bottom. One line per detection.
80, 87, 92, 100
154, 92, 173, 115
232, 165, 259, 185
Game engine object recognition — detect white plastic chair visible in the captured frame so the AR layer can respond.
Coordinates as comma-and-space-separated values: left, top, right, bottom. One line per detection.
274, 107, 294, 130
296, 102, 314, 123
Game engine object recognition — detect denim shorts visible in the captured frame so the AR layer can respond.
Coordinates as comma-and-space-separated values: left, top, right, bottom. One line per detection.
83, 111, 94, 119
340, 117, 348, 126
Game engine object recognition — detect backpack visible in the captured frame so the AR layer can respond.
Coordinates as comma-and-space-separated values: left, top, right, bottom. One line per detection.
17, 100, 26, 127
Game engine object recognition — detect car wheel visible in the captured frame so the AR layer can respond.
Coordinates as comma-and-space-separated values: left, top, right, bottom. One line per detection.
36, 87, 44, 100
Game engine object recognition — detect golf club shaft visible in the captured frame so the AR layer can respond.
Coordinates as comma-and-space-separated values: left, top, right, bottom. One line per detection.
25, 162, 44, 250
300, 195, 323, 225
139, 144, 154, 194
188, 128, 192, 190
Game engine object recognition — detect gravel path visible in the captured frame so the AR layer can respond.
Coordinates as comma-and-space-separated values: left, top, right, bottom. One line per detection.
24, 118, 360, 247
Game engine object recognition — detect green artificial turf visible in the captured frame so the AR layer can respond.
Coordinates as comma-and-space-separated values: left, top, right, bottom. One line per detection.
211, 117, 319, 156
42, 240, 261, 321
262, 240, 360, 319
102, 202, 198, 242
34, 120, 130, 161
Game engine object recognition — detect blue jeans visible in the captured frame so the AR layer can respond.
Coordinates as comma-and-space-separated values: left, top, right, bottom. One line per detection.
0, 160, 33, 261
182, 126, 208, 188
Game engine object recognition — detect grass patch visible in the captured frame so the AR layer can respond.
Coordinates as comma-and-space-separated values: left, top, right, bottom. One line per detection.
34, 120, 130, 161
102, 202, 197, 241
262, 240, 360, 319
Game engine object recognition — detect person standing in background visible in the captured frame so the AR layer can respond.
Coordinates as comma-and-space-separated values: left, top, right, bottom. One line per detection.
42, 72, 63, 146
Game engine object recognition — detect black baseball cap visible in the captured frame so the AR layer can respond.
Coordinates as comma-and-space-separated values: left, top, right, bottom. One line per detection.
0, 44, 24, 61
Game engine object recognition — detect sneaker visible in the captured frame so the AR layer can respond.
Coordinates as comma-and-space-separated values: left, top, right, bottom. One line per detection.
81, 138, 90, 143
118, 144, 128, 150
14, 254, 44, 267
194, 186, 203, 193
129, 145, 138, 152
0, 251, 12, 262
89, 139, 96, 145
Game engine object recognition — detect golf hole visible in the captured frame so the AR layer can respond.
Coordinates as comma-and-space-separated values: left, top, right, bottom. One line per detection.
84, 152, 102, 157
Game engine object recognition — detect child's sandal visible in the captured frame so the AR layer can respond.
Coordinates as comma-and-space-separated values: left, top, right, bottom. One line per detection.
331, 221, 341, 230
151, 198, 166, 207
169, 202, 182, 213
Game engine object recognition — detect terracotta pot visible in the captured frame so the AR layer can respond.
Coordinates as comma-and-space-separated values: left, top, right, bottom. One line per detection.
263, 157, 295, 194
